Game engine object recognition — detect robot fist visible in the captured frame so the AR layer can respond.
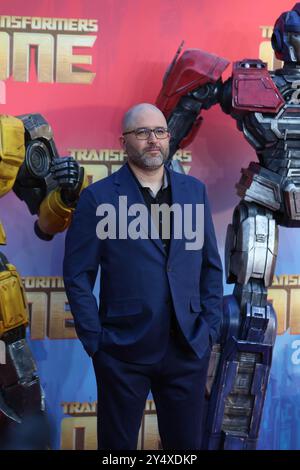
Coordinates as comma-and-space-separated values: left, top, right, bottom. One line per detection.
51, 157, 84, 205
51, 156, 80, 189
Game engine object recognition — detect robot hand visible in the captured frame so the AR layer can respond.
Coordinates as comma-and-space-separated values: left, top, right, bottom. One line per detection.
51, 157, 85, 206
33, 155, 87, 241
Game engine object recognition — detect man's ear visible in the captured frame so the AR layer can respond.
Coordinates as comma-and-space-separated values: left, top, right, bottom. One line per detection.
119, 135, 126, 150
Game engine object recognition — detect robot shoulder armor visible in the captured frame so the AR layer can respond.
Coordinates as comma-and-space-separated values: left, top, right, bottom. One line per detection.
231, 59, 285, 113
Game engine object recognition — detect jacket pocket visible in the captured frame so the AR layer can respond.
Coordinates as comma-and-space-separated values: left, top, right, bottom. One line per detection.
106, 298, 142, 317
190, 295, 202, 313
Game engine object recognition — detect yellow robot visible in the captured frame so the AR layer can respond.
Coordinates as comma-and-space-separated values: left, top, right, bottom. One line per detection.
0, 112, 87, 441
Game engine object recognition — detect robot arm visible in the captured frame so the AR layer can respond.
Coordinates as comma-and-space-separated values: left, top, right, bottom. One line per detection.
11, 113, 88, 240
34, 157, 88, 241
156, 46, 230, 159
0, 115, 25, 198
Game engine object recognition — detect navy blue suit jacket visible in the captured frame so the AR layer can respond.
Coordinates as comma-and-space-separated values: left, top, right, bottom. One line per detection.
63, 163, 223, 364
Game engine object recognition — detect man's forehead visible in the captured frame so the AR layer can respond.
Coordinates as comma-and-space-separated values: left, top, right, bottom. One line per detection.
131, 109, 166, 127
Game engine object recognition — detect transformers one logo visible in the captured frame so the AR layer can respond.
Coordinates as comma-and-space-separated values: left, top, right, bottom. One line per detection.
0, 15, 98, 83
60, 399, 160, 450
0, 22, 281, 85
24, 275, 300, 341
23, 276, 77, 340
69, 148, 193, 185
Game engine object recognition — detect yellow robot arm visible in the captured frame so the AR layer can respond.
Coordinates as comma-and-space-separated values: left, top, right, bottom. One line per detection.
0, 115, 25, 197
36, 169, 89, 237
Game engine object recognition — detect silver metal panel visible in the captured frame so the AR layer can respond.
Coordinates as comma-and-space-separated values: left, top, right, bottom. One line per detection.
8, 339, 37, 385
283, 181, 300, 220
231, 217, 255, 285
236, 166, 282, 212
264, 219, 278, 286
226, 211, 278, 287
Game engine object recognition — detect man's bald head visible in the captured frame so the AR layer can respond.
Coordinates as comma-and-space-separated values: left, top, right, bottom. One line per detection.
122, 103, 167, 132
120, 103, 170, 171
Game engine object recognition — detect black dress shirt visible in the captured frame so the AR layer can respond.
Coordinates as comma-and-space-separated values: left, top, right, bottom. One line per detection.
127, 164, 172, 255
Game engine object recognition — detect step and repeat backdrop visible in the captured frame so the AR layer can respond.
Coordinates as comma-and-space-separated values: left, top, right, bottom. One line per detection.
1, 0, 300, 449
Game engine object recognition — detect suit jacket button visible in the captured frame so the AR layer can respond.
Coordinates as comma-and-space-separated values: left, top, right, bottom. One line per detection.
167, 265, 171, 272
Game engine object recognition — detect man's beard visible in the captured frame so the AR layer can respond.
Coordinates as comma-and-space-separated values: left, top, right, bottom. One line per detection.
127, 146, 169, 170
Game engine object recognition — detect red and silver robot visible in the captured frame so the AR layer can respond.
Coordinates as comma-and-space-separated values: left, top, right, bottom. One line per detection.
156, 3, 300, 450
0, 111, 87, 447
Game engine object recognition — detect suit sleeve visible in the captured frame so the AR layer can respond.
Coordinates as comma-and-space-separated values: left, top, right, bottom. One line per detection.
63, 187, 102, 357
200, 184, 223, 345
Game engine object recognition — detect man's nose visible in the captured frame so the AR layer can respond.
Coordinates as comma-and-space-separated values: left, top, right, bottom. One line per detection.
147, 130, 158, 143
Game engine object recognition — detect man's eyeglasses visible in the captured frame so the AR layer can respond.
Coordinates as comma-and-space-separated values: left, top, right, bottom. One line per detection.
122, 127, 170, 140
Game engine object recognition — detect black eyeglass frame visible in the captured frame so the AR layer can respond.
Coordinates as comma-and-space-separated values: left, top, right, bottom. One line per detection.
122, 127, 170, 140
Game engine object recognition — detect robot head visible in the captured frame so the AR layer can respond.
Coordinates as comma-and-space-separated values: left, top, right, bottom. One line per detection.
272, 3, 300, 63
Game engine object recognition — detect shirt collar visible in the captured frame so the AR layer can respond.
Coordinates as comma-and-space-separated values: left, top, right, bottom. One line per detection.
127, 162, 169, 196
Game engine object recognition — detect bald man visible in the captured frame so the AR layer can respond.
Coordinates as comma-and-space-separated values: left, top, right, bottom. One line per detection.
63, 103, 223, 450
